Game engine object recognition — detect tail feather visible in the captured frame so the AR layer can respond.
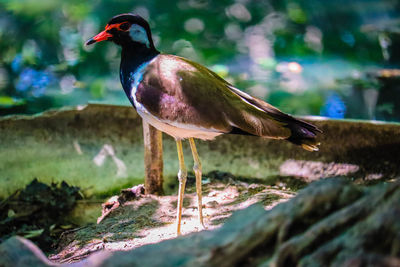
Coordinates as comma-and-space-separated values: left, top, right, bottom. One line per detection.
226, 85, 322, 151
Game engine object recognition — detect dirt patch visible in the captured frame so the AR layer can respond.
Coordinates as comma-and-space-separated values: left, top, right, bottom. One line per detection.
49, 176, 294, 264
279, 160, 360, 181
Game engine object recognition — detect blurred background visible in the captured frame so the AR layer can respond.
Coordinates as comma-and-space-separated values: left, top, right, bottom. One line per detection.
0, 0, 399, 121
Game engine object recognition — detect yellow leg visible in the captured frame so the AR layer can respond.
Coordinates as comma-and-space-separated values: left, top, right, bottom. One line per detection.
189, 138, 205, 228
175, 139, 187, 236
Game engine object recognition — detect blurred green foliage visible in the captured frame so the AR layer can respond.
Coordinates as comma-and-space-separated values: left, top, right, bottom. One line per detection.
0, 0, 399, 120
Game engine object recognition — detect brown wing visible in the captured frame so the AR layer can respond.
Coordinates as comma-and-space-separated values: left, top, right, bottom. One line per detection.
137, 54, 292, 139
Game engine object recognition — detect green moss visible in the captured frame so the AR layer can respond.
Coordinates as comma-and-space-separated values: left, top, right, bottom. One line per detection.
0, 142, 144, 199
74, 200, 163, 246
264, 176, 308, 191
2, 104, 400, 201
260, 194, 282, 206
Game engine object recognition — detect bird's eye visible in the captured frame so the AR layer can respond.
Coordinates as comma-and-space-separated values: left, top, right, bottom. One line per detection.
119, 22, 130, 31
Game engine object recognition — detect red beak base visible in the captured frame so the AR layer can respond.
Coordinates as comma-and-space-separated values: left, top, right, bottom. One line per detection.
85, 30, 112, 45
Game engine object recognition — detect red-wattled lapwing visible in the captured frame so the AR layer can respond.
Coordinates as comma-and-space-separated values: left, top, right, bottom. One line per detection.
86, 13, 321, 236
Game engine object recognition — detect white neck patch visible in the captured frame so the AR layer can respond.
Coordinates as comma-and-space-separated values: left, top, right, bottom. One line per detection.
129, 24, 150, 48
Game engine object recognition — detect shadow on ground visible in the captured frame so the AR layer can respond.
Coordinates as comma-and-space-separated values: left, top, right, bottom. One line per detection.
49, 174, 295, 263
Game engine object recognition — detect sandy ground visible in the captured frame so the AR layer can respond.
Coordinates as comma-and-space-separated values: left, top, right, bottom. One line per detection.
49, 177, 295, 264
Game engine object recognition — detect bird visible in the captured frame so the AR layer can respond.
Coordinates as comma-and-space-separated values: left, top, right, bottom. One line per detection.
86, 13, 321, 236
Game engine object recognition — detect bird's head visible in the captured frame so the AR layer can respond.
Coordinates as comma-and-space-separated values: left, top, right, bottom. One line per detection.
86, 13, 156, 50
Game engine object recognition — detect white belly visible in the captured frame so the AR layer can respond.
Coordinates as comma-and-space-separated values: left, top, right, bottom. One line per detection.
137, 109, 223, 140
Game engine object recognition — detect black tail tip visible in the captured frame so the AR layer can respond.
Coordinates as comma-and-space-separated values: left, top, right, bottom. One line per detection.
286, 121, 322, 152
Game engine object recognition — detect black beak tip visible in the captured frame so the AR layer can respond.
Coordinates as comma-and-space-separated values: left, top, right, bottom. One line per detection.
85, 38, 96, 46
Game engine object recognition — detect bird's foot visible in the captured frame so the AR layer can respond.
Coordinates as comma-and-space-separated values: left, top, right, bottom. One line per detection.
199, 222, 207, 231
